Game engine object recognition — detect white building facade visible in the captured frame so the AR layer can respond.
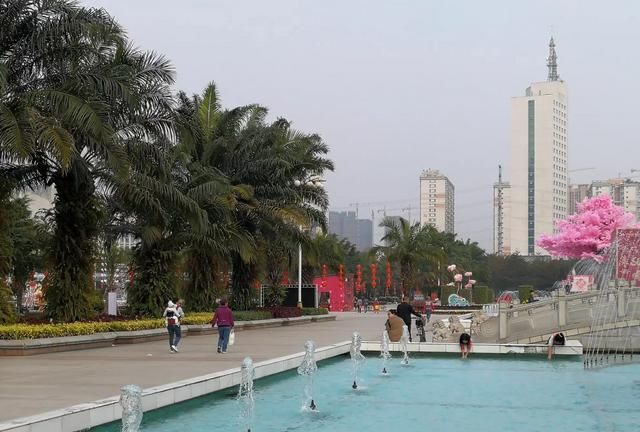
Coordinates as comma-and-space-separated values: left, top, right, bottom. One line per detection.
508, 38, 568, 255
419, 169, 455, 233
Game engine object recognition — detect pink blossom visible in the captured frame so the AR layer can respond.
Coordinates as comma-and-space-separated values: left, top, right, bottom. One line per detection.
537, 195, 636, 261
447, 264, 456, 272
469, 279, 477, 285
464, 283, 472, 289
454, 274, 463, 282
464, 271, 472, 277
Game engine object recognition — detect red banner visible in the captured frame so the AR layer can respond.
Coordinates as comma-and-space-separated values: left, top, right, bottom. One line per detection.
385, 262, 392, 295
356, 264, 362, 293
617, 228, 640, 287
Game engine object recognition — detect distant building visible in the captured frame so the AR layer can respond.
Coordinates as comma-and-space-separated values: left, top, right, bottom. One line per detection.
507, 38, 568, 255
419, 169, 455, 233
23, 187, 54, 216
328, 211, 373, 251
589, 179, 640, 221
493, 179, 512, 255
568, 184, 590, 215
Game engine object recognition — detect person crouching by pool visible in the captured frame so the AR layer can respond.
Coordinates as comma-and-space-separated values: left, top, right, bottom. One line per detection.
211, 299, 234, 353
385, 310, 404, 342
547, 332, 565, 360
459, 332, 472, 358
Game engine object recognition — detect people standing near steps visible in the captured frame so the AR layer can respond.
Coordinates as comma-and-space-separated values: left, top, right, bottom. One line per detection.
162, 300, 181, 353
395, 297, 423, 342
211, 299, 234, 353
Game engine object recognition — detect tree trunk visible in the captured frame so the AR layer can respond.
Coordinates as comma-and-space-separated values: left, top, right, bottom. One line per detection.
128, 240, 178, 316
45, 163, 101, 322
184, 247, 221, 312
231, 253, 258, 310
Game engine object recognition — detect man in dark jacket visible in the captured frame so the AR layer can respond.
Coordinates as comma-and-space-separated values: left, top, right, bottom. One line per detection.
395, 298, 423, 342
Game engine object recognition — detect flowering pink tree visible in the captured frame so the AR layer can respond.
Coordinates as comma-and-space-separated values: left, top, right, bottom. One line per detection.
537, 195, 635, 261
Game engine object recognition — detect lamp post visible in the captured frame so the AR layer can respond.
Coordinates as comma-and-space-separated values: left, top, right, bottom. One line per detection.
294, 177, 326, 308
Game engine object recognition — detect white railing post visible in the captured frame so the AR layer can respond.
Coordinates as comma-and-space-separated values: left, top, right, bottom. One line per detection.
617, 289, 626, 319
558, 290, 567, 327
499, 302, 509, 340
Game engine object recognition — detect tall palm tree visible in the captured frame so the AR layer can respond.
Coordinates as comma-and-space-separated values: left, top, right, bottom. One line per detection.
178, 83, 333, 310
1, 0, 176, 320
372, 217, 444, 297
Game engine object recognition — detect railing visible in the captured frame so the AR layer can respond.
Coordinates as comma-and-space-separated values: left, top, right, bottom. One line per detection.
477, 288, 640, 342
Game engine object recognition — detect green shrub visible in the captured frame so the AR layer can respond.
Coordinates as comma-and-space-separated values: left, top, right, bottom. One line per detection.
0, 281, 16, 324
302, 307, 328, 316
473, 286, 494, 304
518, 285, 535, 303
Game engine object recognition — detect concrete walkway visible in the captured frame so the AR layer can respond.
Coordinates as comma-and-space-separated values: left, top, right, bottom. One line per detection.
0, 312, 389, 422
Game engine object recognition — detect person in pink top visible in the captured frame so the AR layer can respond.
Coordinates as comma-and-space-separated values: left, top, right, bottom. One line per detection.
211, 299, 235, 353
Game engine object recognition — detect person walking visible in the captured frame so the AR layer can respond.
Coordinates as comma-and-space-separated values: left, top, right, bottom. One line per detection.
425, 300, 433, 323
211, 299, 234, 353
162, 300, 181, 353
395, 297, 422, 342
357, 298, 363, 313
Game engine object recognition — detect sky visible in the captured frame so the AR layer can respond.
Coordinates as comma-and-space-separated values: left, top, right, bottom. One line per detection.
83, 0, 640, 249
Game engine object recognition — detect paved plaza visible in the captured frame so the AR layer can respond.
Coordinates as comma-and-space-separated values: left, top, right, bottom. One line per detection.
0, 312, 391, 422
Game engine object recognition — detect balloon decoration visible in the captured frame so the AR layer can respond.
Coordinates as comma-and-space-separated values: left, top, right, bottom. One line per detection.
355, 264, 362, 293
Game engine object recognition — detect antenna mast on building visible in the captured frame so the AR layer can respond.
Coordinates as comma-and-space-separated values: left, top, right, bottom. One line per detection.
495, 165, 505, 255
547, 37, 559, 81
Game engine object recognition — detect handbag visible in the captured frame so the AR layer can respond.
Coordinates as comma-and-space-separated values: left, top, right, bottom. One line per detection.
228, 329, 235, 346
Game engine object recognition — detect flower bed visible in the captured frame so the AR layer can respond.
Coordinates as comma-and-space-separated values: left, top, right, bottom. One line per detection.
0, 310, 273, 340
257, 306, 303, 318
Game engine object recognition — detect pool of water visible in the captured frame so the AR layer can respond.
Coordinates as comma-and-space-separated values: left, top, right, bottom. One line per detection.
94, 354, 640, 432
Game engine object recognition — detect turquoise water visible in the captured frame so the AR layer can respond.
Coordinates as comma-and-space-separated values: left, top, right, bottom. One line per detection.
94, 355, 640, 432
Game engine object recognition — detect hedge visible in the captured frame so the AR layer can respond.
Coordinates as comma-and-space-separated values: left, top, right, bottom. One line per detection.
0, 310, 273, 340
301, 307, 328, 316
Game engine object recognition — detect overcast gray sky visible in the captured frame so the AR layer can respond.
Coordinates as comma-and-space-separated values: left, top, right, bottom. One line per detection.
83, 0, 640, 249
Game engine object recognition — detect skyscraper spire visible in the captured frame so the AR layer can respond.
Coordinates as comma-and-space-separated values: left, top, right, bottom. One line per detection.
547, 37, 559, 81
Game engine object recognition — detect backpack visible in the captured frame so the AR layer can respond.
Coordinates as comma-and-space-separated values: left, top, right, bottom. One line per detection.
166, 310, 177, 326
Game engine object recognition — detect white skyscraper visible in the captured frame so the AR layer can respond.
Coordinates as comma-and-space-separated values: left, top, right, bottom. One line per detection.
508, 38, 568, 255
419, 169, 455, 233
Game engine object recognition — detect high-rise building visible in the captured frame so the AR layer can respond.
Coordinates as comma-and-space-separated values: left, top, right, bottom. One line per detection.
568, 184, 590, 215
492, 166, 512, 254
419, 169, 455, 233
328, 211, 373, 251
508, 37, 568, 255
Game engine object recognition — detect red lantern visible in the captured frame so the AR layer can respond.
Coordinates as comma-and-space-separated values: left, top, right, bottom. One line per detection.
370, 263, 378, 289
281, 269, 290, 286
338, 264, 344, 290
321, 264, 328, 288
356, 264, 362, 293
385, 262, 392, 295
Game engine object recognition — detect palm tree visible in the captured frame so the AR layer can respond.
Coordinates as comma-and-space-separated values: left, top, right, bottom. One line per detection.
1, 0, 176, 321
179, 83, 333, 310
372, 217, 444, 297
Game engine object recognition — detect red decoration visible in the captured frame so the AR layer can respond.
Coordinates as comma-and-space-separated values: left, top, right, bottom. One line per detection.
385, 262, 392, 296
356, 264, 362, 293
281, 269, 290, 286
338, 264, 344, 290
370, 263, 378, 289
321, 264, 328, 288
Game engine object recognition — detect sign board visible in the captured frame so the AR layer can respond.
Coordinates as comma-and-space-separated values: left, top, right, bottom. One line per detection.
107, 292, 118, 316
571, 275, 593, 293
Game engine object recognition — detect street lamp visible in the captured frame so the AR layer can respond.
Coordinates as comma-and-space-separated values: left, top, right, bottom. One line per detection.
293, 177, 325, 308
